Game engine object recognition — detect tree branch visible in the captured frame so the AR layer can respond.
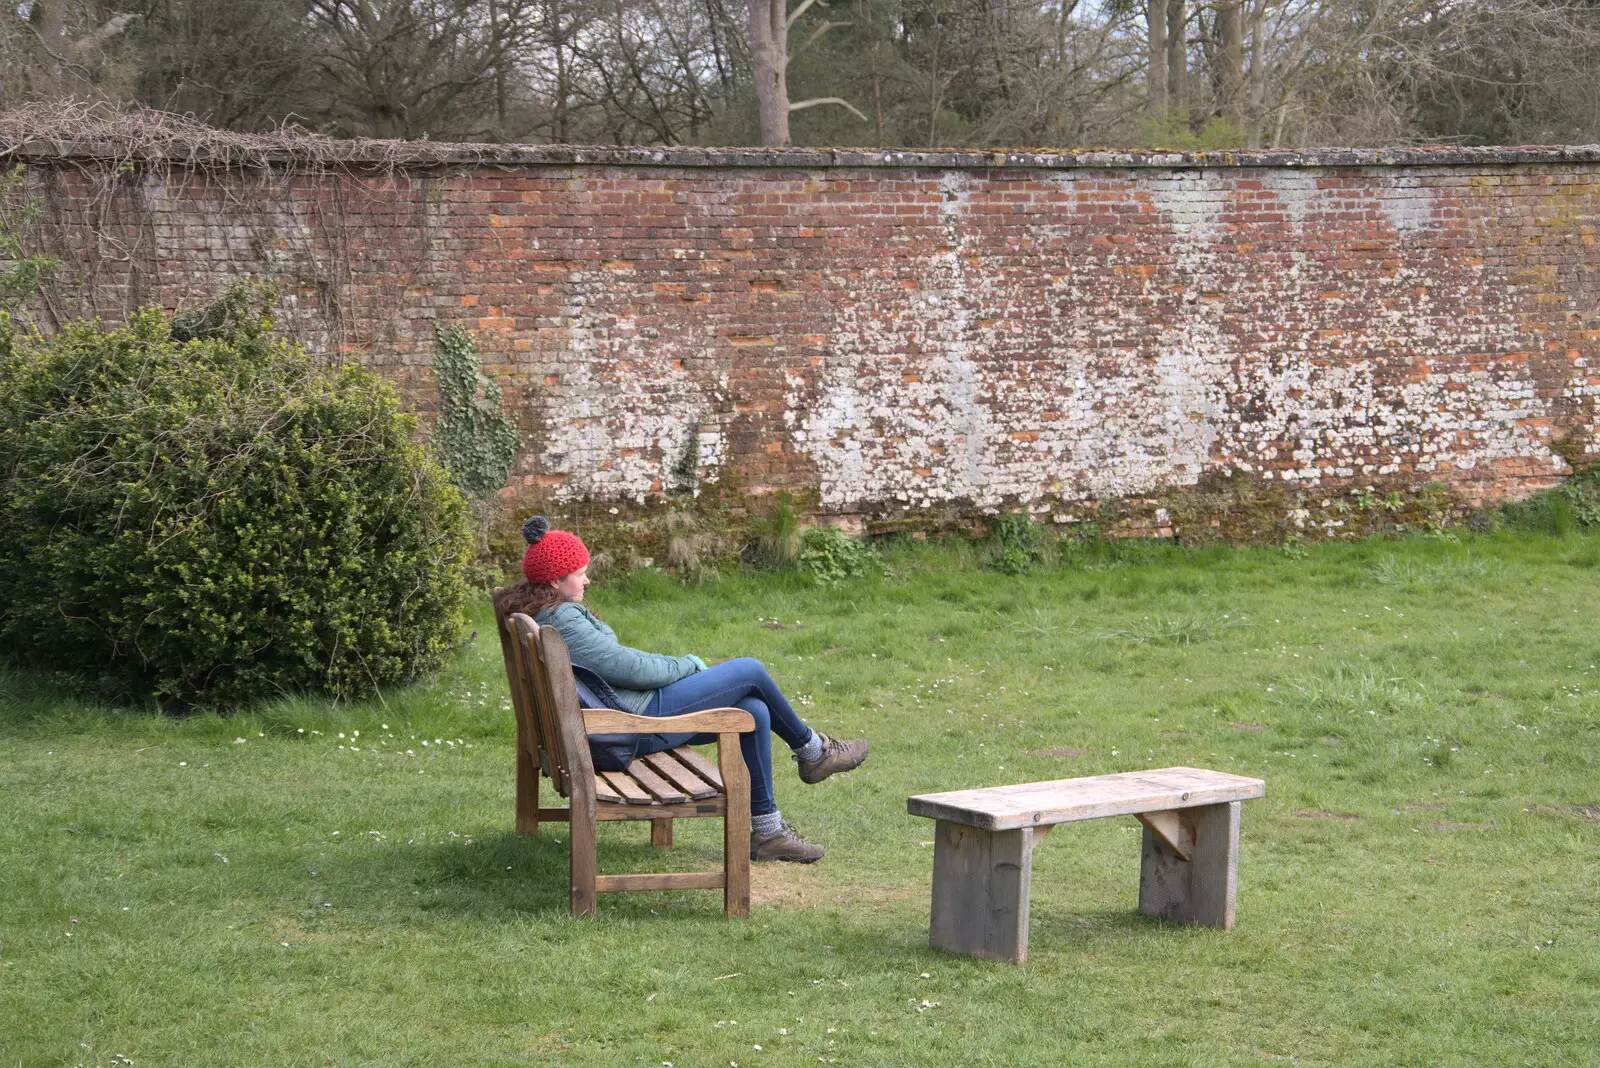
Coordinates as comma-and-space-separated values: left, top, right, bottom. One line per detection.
71, 13, 140, 55
789, 96, 868, 120
790, 19, 851, 62
786, 0, 828, 30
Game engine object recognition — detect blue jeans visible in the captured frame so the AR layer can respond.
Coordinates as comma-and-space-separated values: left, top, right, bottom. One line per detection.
639, 658, 813, 816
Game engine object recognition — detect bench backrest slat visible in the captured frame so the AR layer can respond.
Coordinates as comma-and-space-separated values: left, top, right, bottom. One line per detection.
494, 599, 547, 778
907, 767, 1266, 831
504, 611, 581, 798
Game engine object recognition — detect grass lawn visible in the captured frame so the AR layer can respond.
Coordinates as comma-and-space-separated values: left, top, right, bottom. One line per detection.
3, 530, 1598, 1067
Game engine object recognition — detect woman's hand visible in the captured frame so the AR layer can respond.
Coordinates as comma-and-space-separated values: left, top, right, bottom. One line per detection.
685, 654, 708, 672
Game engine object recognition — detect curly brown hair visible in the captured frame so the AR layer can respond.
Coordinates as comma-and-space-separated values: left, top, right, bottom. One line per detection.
493, 580, 592, 622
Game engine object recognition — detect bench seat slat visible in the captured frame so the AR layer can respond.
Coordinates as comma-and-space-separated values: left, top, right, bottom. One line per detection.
625, 759, 689, 804
593, 774, 625, 804
671, 747, 725, 791
642, 750, 721, 800
907, 767, 1266, 831
601, 770, 655, 804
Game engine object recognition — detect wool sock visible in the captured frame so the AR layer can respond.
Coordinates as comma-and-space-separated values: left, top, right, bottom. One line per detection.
751, 810, 784, 838
793, 730, 823, 763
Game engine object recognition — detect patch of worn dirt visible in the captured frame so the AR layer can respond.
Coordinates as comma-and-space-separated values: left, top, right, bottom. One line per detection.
1529, 804, 1600, 820
524, 1034, 571, 1055
749, 864, 921, 909
1028, 746, 1091, 759
1292, 809, 1361, 821
1227, 723, 1267, 733
1430, 820, 1493, 831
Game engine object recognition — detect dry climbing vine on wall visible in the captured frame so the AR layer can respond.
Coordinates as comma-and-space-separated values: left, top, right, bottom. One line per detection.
0, 101, 454, 354
0, 164, 57, 325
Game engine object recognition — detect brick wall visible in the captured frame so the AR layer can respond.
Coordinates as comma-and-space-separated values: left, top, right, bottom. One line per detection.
13, 143, 1600, 524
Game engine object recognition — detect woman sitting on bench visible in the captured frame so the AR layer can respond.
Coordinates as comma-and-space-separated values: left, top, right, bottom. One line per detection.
494, 516, 868, 863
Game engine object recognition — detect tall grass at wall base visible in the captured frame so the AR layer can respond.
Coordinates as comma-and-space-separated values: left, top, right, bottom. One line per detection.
1498, 469, 1600, 535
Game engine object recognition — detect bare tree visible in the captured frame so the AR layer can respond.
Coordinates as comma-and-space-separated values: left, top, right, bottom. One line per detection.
2, 0, 142, 105
301, 0, 536, 139
541, 0, 737, 143
6, 0, 1600, 151
134, 0, 314, 130
746, 0, 864, 146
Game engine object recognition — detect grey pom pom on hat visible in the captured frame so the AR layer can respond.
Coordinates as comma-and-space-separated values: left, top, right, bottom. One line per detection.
522, 515, 550, 545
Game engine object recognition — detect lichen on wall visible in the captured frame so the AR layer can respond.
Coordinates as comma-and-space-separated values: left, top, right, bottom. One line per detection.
8, 138, 1598, 520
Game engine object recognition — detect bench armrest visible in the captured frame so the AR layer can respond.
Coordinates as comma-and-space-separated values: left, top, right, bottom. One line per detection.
581, 707, 756, 735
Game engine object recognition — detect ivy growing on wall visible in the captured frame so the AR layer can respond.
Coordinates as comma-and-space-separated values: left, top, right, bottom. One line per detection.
431, 323, 519, 500
670, 419, 701, 497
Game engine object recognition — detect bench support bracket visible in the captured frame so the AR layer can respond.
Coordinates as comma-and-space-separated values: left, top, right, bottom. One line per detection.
1134, 808, 1193, 860
1137, 800, 1240, 930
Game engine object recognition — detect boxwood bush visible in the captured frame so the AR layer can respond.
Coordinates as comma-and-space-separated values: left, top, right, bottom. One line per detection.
0, 296, 474, 707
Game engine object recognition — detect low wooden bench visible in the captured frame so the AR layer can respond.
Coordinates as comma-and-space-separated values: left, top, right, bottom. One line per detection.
907, 767, 1266, 963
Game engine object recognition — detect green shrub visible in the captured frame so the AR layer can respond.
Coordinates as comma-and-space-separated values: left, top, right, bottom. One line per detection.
797, 524, 874, 586
987, 510, 1046, 574
0, 296, 474, 707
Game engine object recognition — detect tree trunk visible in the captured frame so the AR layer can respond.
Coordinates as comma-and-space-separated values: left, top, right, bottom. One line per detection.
554, 31, 571, 142
1247, 0, 1265, 142
983, 0, 1011, 104
27, 0, 69, 92
747, 0, 790, 146
1146, 0, 1167, 114
1215, 0, 1243, 119
490, 0, 508, 135
1165, 0, 1186, 117
29, 0, 65, 46
706, 0, 734, 91
865, 0, 885, 145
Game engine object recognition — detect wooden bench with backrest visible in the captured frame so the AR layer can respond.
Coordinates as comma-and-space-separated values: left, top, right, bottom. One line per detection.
495, 604, 755, 916
908, 767, 1266, 962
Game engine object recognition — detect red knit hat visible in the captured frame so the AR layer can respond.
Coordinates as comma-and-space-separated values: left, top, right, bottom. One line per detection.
521, 516, 591, 584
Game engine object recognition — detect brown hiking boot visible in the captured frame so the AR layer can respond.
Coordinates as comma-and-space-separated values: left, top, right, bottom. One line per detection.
750, 820, 826, 863
796, 732, 868, 785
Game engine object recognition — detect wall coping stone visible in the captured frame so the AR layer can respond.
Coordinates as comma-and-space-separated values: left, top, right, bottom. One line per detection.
7, 137, 1600, 172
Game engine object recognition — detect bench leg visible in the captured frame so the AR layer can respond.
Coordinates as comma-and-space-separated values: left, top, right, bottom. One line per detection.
570, 799, 599, 918
929, 820, 1035, 963
515, 739, 540, 836
1137, 801, 1240, 929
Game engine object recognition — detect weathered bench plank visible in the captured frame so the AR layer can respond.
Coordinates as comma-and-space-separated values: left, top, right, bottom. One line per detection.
929, 822, 1039, 963
909, 767, 1266, 963
907, 767, 1265, 830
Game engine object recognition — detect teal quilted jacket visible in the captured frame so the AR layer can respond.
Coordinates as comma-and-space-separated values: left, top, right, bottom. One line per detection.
534, 601, 700, 715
